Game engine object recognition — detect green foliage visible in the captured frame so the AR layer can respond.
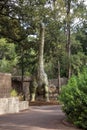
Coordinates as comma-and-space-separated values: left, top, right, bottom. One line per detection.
59, 68, 87, 129
0, 38, 18, 73
75, 22, 87, 55
10, 89, 18, 97
0, 0, 87, 78
71, 52, 87, 75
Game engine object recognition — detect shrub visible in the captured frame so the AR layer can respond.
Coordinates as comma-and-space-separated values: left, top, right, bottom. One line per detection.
10, 89, 18, 97
59, 68, 87, 129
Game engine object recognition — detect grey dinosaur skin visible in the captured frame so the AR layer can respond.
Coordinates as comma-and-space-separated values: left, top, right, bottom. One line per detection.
30, 23, 49, 102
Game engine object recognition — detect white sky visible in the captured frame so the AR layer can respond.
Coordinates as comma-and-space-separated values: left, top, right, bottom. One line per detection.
84, 0, 87, 5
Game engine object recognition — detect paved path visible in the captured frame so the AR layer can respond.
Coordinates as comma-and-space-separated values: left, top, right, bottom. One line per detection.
0, 105, 81, 130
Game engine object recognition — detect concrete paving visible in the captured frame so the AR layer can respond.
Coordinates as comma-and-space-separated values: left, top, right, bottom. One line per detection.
0, 105, 81, 130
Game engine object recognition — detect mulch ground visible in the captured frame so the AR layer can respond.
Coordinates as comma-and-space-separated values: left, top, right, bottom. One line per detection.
29, 100, 59, 106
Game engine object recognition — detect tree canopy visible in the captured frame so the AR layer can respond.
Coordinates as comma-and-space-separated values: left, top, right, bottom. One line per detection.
0, 0, 87, 78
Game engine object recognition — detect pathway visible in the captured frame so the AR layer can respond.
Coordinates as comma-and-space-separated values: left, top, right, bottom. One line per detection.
0, 105, 81, 130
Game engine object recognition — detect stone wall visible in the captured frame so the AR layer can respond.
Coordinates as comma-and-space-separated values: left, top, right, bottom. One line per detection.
19, 101, 29, 111
48, 78, 68, 101
0, 73, 12, 98
0, 97, 29, 115
49, 78, 68, 87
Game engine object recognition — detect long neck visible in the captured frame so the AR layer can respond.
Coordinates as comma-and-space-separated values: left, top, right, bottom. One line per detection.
39, 23, 45, 71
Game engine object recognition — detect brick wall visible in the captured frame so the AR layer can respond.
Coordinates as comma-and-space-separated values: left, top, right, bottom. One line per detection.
0, 73, 12, 98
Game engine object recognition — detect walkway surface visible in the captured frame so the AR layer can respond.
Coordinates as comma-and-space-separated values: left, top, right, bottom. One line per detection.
0, 105, 81, 130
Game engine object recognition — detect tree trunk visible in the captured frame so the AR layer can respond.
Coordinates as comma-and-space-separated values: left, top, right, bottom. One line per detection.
58, 61, 61, 94
66, 0, 71, 79
21, 47, 24, 92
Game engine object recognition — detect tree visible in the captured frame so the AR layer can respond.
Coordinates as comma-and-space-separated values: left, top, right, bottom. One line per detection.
62, 0, 87, 78
0, 0, 87, 79
65, 0, 71, 79
75, 22, 87, 55
0, 38, 18, 73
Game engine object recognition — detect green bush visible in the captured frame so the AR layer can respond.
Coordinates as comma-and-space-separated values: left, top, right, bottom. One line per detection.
0, 38, 18, 73
59, 68, 87, 129
10, 89, 18, 97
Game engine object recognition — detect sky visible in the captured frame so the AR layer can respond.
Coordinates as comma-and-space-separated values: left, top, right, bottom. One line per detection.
84, 0, 87, 5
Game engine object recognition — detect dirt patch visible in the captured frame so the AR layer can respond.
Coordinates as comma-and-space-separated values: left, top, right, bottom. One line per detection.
29, 100, 59, 106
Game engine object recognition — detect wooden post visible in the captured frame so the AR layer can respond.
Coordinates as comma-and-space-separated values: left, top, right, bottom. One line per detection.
21, 47, 24, 93
58, 61, 61, 94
